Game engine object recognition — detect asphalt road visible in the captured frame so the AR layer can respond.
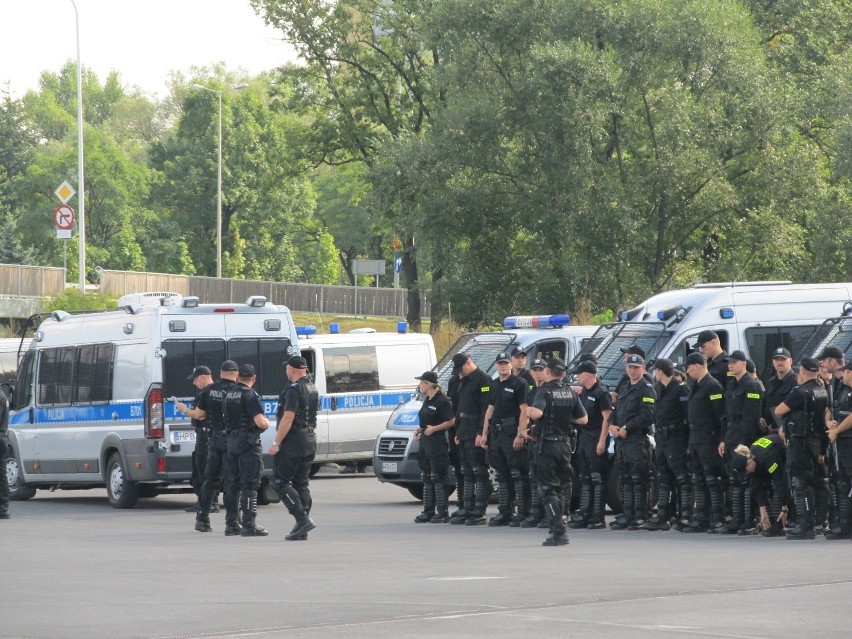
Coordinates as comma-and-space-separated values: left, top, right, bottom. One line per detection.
2, 469, 851, 639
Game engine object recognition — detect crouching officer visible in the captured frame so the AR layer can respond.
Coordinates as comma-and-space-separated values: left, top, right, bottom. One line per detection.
730, 435, 788, 537
270, 356, 319, 540
224, 363, 270, 537
527, 358, 588, 546
413, 371, 455, 523
0, 385, 11, 519
775, 357, 829, 540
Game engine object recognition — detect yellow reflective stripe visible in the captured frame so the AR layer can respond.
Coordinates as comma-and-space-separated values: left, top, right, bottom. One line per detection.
754, 437, 772, 448
727, 371, 734, 377
768, 462, 778, 474
747, 393, 761, 400
710, 394, 723, 400
481, 386, 490, 393
642, 397, 655, 403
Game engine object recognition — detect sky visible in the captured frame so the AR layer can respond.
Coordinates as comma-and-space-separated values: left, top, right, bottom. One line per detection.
0, 0, 297, 99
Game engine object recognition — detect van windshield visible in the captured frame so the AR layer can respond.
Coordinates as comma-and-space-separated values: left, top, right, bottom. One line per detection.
797, 315, 852, 363
570, 322, 672, 388
434, 332, 516, 387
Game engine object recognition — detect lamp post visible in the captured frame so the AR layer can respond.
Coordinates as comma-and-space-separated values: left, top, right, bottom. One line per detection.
190, 83, 248, 278
70, 0, 85, 290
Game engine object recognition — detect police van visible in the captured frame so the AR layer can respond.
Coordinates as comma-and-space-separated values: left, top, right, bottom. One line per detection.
296, 326, 437, 471
796, 302, 852, 363
373, 315, 596, 499
4, 292, 300, 508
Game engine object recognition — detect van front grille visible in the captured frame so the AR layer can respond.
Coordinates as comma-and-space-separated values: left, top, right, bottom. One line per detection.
377, 437, 408, 460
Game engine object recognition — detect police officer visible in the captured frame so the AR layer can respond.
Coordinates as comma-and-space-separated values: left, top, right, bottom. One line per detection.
527, 358, 588, 546
176, 366, 214, 513
819, 346, 846, 399
224, 363, 270, 537
826, 363, 852, 539
696, 330, 731, 390
0, 385, 11, 519
450, 353, 492, 526
763, 348, 796, 432
819, 346, 846, 531
682, 352, 726, 533
568, 360, 612, 530
510, 346, 535, 389
644, 358, 691, 532
412, 371, 455, 524
446, 367, 466, 519
270, 356, 319, 540
730, 434, 788, 537
610, 344, 648, 404
193, 360, 240, 534
775, 357, 829, 540
720, 350, 763, 534
482, 352, 529, 526
608, 354, 655, 530
517, 357, 547, 528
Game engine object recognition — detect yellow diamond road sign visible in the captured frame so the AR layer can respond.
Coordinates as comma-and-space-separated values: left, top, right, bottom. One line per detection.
55, 181, 75, 204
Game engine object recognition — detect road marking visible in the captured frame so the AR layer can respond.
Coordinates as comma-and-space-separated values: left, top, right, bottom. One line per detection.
426, 576, 507, 581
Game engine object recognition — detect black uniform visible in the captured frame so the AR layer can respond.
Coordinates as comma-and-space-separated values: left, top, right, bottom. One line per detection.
721, 374, 763, 533
0, 388, 11, 519
781, 378, 829, 538
531, 379, 587, 545
685, 374, 726, 531
764, 370, 796, 431
189, 385, 212, 505
570, 380, 612, 528
486, 374, 529, 525
451, 367, 492, 525
274, 376, 319, 538
646, 378, 691, 530
446, 373, 464, 514
196, 379, 237, 531
521, 380, 546, 528
828, 382, 852, 538
707, 352, 732, 390
224, 382, 267, 535
416, 391, 455, 522
747, 434, 788, 536
609, 378, 655, 528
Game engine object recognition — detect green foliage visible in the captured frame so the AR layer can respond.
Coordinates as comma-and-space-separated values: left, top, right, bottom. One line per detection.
43, 289, 118, 313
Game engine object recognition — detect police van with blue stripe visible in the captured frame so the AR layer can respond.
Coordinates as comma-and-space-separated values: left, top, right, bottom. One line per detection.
4, 292, 300, 508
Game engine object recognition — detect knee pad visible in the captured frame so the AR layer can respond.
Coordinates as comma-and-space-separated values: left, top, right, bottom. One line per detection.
706, 475, 721, 489
421, 472, 431, 484
510, 468, 523, 482
590, 472, 603, 486
630, 474, 644, 485
430, 473, 443, 485
791, 476, 805, 492
540, 484, 558, 499
472, 465, 488, 480
675, 473, 690, 487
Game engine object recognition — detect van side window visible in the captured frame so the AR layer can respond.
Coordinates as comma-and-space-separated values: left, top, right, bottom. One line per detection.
37, 347, 76, 405
744, 326, 819, 379
162, 339, 226, 399
531, 340, 567, 363
228, 338, 291, 397
11, 349, 35, 410
669, 330, 730, 368
323, 346, 379, 393
75, 343, 114, 404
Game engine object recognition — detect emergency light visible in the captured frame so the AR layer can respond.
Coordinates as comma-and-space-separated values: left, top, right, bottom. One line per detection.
503, 314, 571, 329
296, 325, 317, 336
719, 308, 735, 319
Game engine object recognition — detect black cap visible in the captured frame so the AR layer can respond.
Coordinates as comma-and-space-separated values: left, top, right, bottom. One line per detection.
530, 358, 546, 370
799, 357, 820, 373
238, 363, 256, 378
451, 353, 470, 370
570, 360, 598, 376
625, 354, 645, 367
772, 347, 792, 360
220, 360, 239, 372
819, 346, 845, 361
745, 359, 756, 374
495, 352, 511, 364
620, 344, 646, 358
286, 356, 308, 369
578, 352, 599, 364
685, 352, 707, 367
415, 371, 439, 384
723, 350, 747, 363
654, 358, 674, 377
187, 365, 211, 380
731, 453, 749, 474
510, 346, 527, 357
696, 330, 718, 346
546, 357, 566, 373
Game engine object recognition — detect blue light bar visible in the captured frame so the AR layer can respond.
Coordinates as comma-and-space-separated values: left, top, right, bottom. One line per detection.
503, 314, 571, 329
397, 321, 408, 334
296, 325, 317, 336
620, 311, 629, 321
329, 323, 340, 334
719, 308, 735, 319
657, 311, 666, 320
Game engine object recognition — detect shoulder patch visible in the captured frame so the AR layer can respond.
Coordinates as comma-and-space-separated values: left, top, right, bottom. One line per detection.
709, 393, 723, 401
746, 393, 761, 400
642, 396, 655, 403
481, 386, 490, 393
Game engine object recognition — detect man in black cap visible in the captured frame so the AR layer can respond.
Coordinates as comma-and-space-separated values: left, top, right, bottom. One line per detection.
608, 354, 655, 530
194, 360, 240, 534
719, 350, 763, 534
450, 352, 492, 525
482, 352, 529, 526
412, 370, 455, 523
446, 359, 465, 519
819, 346, 846, 400
528, 358, 588, 546
610, 344, 648, 404
696, 330, 731, 390
764, 347, 796, 432
224, 363, 270, 537
270, 356, 319, 540
817, 346, 846, 533
569, 360, 612, 530
682, 352, 726, 533
518, 357, 548, 528
825, 362, 852, 539
176, 366, 214, 513
510, 346, 535, 390
644, 358, 692, 531
775, 357, 830, 540
731, 435, 789, 537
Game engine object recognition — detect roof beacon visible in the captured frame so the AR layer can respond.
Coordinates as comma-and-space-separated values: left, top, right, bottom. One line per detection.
503, 314, 571, 329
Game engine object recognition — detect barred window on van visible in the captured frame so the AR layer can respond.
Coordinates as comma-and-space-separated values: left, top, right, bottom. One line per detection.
323, 346, 380, 394
37, 347, 76, 405
75, 343, 114, 404
228, 338, 290, 396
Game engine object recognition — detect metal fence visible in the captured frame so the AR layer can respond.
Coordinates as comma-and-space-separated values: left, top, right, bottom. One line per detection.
98, 269, 430, 318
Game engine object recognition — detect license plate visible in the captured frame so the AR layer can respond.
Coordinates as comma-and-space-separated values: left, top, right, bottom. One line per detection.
382, 462, 398, 473
172, 431, 196, 444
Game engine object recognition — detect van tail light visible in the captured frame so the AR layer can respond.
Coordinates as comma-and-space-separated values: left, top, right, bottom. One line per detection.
157, 458, 166, 473
145, 384, 165, 439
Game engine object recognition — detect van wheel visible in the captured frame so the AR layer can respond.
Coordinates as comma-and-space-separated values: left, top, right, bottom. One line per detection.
106, 453, 139, 509
407, 485, 424, 500
6, 449, 36, 501
309, 464, 322, 478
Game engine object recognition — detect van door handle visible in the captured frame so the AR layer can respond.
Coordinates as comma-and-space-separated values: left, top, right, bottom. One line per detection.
29, 407, 34, 424
330, 397, 337, 411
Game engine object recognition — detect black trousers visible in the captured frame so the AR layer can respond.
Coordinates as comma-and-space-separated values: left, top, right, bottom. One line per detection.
198, 432, 230, 518
190, 428, 210, 497
225, 432, 263, 493
488, 430, 528, 482
575, 432, 607, 479
534, 440, 572, 494
0, 433, 10, 509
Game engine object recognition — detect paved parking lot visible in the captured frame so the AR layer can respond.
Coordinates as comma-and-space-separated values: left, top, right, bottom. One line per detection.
2, 469, 851, 639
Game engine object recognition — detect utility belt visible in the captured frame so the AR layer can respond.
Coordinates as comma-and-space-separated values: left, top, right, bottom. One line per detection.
784, 419, 813, 439
457, 411, 480, 422
656, 423, 687, 440
293, 426, 316, 434
489, 417, 517, 433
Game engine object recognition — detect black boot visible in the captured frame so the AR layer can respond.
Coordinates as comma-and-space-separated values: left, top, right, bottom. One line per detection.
223, 515, 241, 536
707, 478, 725, 533
194, 515, 212, 532
415, 477, 436, 523
450, 473, 466, 518
510, 473, 530, 527
628, 476, 648, 529
677, 476, 694, 529
683, 479, 708, 533
587, 472, 607, 529
720, 484, 744, 534
738, 489, 756, 535
569, 480, 591, 529
240, 490, 268, 536
542, 495, 569, 546
786, 485, 815, 540
610, 481, 633, 529
815, 476, 830, 535
521, 479, 542, 528
826, 480, 851, 540
644, 483, 671, 531
489, 482, 513, 526
451, 477, 474, 524
432, 479, 450, 523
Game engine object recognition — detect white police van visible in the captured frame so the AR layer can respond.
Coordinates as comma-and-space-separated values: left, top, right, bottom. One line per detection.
295, 325, 437, 472
373, 315, 596, 499
4, 292, 300, 508
796, 302, 852, 363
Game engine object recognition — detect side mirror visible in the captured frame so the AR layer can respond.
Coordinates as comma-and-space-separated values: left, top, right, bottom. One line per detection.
0, 382, 13, 401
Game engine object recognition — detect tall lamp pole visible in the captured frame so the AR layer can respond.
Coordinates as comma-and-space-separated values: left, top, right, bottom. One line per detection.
70, 0, 85, 290
190, 83, 248, 278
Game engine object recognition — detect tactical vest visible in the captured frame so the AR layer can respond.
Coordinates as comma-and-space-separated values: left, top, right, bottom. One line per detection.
786, 380, 828, 438
835, 385, 852, 439
293, 378, 319, 431
206, 382, 230, 432
224, 385, 255, 432
542, 381, 577, 438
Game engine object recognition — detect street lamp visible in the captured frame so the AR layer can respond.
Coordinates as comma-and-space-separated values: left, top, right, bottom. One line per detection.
70, 0, 86, 290
190, 83, 249, 278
